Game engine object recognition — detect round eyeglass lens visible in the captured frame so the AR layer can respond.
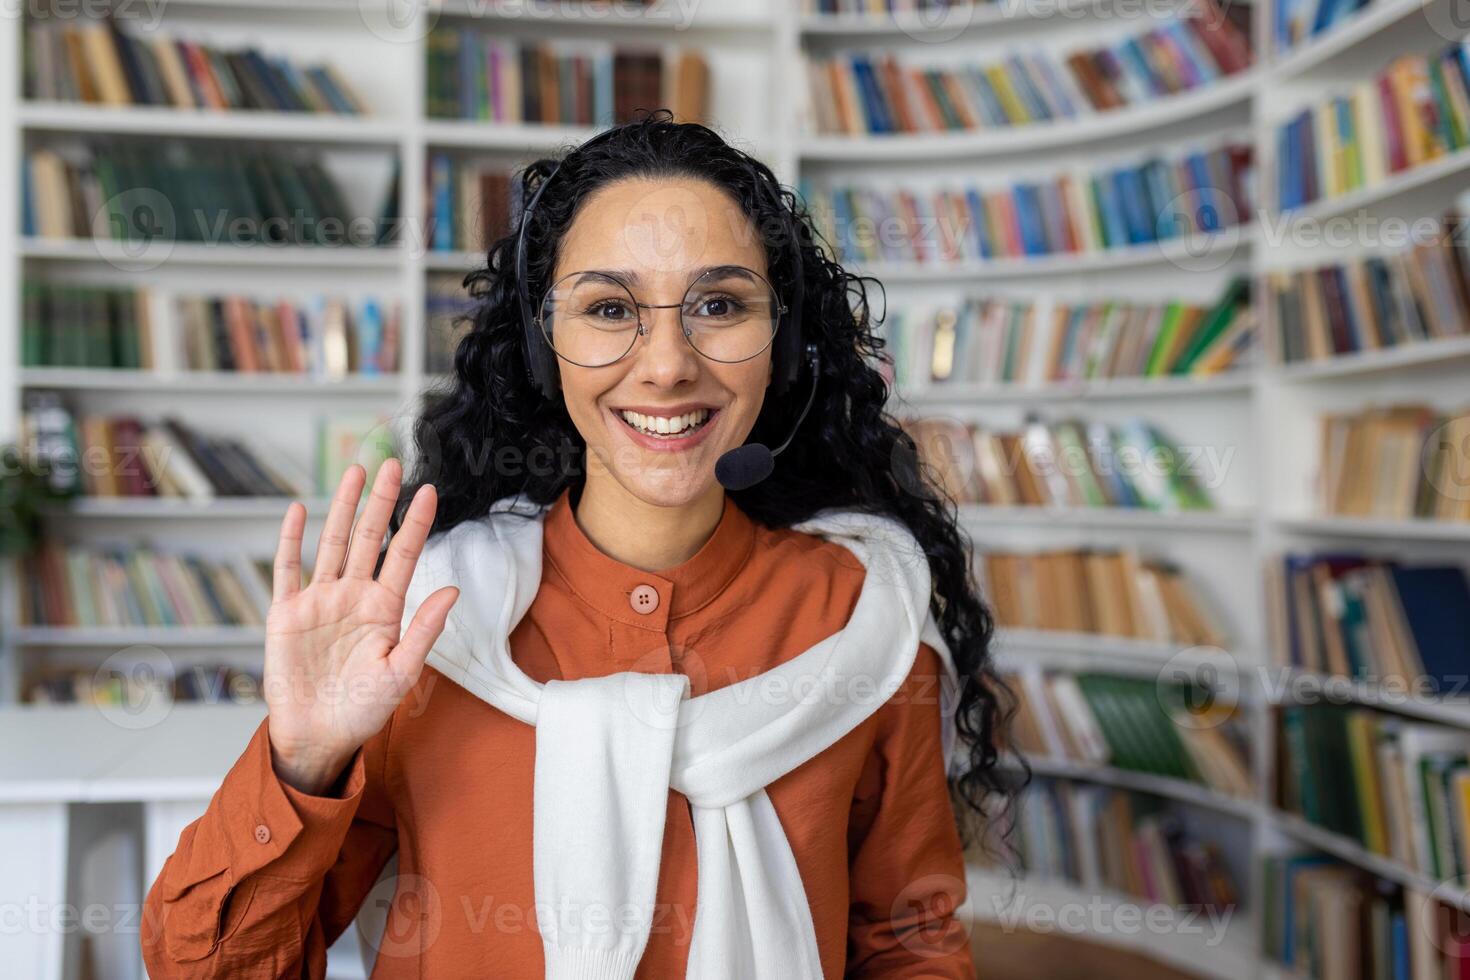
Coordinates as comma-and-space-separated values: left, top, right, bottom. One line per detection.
539, 272, 642, 368
680, 267, 781, 363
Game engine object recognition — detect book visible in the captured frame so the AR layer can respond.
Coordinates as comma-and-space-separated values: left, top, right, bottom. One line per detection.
804, 12, 1252, 136
798, 138, 1252, 267
1276, 40, 1470, 210
426, 28, 707, 125
24, 20, 366, 113
1316, 405, 1470, 522
901, 414, 1217, 512
984, 547, 1225, 645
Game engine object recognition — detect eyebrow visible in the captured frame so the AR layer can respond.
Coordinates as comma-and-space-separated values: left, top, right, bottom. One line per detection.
570, 265, 761, 288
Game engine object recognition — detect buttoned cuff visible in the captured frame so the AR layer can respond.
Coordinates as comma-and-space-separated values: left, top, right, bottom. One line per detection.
217, 718, 367, 885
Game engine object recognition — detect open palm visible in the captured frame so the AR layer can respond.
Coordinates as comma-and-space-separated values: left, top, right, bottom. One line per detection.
264, 458, 459, 794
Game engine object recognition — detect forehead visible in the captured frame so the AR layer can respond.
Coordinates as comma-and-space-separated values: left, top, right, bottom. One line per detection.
554, 176, 768, 280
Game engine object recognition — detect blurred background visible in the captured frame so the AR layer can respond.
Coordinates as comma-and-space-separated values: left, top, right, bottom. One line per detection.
2, 0, 1469, 977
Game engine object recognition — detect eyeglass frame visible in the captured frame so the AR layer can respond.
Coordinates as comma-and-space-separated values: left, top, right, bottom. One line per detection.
532, 266, 790, 369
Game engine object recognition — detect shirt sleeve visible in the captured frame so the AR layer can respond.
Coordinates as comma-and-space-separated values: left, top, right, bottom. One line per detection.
140, 714, 398, 980
846, 641, 976, 979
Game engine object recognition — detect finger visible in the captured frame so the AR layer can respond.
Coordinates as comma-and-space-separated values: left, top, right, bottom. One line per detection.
386, 586, 460, 681
314, 464, 366, 583
377, 483, 437, 599
272, 501, 306, 602
343, 458, 401, 579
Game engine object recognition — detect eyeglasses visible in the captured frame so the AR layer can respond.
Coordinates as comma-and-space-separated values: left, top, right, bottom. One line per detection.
536, 265, 785, 368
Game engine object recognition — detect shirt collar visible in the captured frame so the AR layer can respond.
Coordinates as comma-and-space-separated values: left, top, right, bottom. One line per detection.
541, 485, 758, 628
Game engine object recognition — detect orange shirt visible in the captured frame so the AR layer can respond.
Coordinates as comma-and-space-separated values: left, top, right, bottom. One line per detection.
141, 487, 975, 978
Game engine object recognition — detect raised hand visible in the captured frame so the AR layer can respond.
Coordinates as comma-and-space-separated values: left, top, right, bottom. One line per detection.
264, 458, 459, 795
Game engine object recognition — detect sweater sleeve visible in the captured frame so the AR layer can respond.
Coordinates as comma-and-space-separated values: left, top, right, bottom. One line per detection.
140, 714, 398, 979
845, 641, 976, 979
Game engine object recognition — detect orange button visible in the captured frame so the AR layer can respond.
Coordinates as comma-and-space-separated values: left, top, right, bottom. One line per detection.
253, 824, 271, 844
629, 584, 659, 614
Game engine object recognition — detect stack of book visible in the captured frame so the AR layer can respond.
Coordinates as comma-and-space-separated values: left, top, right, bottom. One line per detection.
1270, 210, 1470, 364
1264, 859, 1468, 979
21, 281, 152, 369
426, 279, 478, 375
425, 30, 709, 125
1316, 405, 1470, 522
999, 778, 1240, 910
176, 293, 400, 377
18, 545, 274, 628
901, 415, 1215, 511
883, 278, 1253, 390
984, 548, 1225, 646
1007, 669, 1253, 797
1273, 0, 1372, 53
1265, 553, 1470, 686
19, 397, 312, 501
799, 140, 1252, 266
22, 143, 379, 246
805, 5, 1251, 135
1276, 704, 1470, 876
27, 663, 264, 707
427, 155, 522, 253
23, 20, 366, 113
1275, 41, 1470, 211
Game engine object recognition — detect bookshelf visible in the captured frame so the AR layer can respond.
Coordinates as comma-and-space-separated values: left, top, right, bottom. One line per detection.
3, 1, 1470, 978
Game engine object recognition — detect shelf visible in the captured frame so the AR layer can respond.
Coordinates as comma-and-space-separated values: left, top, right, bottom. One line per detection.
437, 0, 773, 30
19, 238, 404, 269
421, 119, 600, 151
994, 629, 1248, 672
44, 497, 335, 519
1268, 811, 1470, 913
19, 367, 403, 395
958, 504, 1255, 532
800, 0, 1098, 36
18, 103, 404, 145
852, 225, 1253, 283
1265, 668, 1470, 727
893, 372, 1254, 406
799, 72, 1257, 162
1271, 143, 1470, 226
8, 627, 267, 648
1010, 756, 1258, 819
1269, 336, 1470, 381
964, 868, 1255, 980
1271, 515, 1470, 541
1269, 0, 1429, 81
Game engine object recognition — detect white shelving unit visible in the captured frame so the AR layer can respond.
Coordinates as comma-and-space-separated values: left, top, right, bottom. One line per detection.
2, 1, 1469, 979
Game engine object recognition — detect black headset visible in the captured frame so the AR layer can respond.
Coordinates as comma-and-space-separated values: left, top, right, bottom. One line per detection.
513, 124, 808, 402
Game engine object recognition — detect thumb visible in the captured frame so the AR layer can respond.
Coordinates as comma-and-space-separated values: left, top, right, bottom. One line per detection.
386, 585, 460, 682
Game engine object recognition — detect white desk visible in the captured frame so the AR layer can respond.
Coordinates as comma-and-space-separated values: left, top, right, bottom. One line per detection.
0, 703, 363, 980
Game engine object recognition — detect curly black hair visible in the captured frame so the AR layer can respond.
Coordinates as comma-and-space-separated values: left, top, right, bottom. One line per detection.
393, 110, 1019, 850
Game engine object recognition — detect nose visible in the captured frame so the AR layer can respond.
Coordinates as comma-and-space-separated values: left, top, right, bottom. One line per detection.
632, 302, 699, 387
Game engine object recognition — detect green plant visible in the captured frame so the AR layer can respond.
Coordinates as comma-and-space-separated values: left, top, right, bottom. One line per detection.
0, 444, 74, 557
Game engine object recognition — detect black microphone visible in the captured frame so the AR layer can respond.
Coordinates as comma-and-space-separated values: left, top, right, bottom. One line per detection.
715, 346, 819, 491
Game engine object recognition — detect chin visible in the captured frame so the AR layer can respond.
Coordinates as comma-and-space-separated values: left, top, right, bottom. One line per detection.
612, 464, 719, 509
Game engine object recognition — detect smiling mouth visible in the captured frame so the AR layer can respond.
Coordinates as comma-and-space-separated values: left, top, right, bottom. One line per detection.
616, 407, 717, 439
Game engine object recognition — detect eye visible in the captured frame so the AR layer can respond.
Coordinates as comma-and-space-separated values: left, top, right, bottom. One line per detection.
583, 298, 636, 321
692, 294, 748, 318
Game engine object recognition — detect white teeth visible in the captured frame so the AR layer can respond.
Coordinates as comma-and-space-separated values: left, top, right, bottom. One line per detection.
619, 408, 711, 437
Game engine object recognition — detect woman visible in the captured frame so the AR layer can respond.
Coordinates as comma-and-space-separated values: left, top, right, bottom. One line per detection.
142, 112, 1008, 979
